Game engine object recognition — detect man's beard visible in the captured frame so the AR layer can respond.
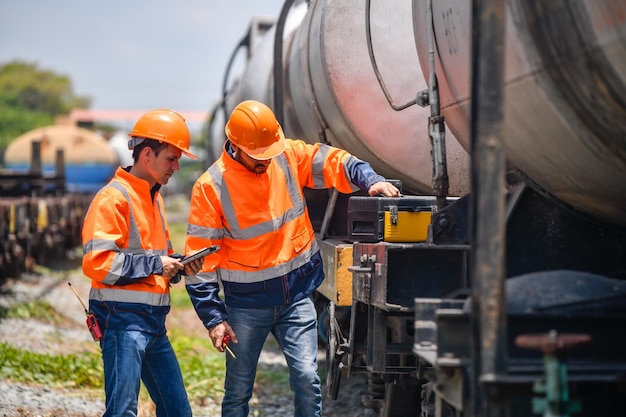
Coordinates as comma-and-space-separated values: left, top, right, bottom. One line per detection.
236, 152, 269, 173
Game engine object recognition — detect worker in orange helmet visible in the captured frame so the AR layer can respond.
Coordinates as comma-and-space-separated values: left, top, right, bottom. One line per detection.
184, 100, 400, 417
81, 109, 204, 417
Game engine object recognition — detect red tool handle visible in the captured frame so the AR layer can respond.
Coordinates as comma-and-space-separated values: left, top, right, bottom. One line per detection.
222, 334, 236, 359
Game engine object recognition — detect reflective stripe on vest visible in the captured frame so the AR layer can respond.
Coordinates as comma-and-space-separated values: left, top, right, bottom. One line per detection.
312, 144, 330, 188
90, 287, 170, 306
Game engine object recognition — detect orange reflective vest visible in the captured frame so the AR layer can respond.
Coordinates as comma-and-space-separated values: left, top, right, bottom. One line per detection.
82, 167, 173, 332
186, 139, 384, 327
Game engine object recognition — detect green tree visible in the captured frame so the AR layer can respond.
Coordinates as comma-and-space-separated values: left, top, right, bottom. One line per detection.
0, 60, 92, 152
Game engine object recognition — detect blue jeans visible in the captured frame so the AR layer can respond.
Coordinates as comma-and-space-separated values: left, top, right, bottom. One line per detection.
223, 296, 322, 417
100, 329, 192, 417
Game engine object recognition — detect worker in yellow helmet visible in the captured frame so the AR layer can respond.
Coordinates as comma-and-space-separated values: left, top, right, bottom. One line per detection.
185, 100, 399, 417
82, 109, 203, 417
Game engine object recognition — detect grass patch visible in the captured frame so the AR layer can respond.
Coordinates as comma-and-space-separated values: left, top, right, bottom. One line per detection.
0, 342, 103, 388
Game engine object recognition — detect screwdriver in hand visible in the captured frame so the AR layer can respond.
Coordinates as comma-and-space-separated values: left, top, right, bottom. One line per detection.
222, 334, 236, 359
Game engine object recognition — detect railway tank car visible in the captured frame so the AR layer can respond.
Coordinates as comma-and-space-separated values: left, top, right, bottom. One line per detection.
208, 0, 626, 416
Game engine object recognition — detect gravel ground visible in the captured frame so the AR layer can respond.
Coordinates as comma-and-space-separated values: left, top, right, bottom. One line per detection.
0, 270, 377, 417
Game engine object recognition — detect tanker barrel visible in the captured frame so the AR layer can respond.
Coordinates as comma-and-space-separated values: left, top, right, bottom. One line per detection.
413, 0, 626, 226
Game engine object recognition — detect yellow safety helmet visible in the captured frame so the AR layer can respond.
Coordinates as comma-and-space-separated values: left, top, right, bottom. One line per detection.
225, 100, 285, 160
128, 109, 198, 159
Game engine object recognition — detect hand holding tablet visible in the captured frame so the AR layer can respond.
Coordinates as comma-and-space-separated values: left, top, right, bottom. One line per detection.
181, 245, 220, 265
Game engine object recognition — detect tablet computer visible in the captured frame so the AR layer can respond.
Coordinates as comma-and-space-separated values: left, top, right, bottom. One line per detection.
181, 245, 220, 265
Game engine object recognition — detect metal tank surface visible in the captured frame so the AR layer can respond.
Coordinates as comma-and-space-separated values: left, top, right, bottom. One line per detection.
220, 0, 470, 197
412, 0, 626, 226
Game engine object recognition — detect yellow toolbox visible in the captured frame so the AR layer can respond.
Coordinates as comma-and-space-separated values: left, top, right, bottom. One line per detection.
347, 196, 436, 243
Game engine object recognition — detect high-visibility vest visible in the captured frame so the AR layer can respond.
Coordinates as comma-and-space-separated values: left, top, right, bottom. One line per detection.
82, 167, 172, 307
186, 139, 360, 289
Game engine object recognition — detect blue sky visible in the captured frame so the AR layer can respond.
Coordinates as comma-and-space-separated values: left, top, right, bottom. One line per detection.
0, 1, 285, 131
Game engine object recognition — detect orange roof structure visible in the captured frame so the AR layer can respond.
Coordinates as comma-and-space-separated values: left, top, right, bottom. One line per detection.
70, 108, 208, 124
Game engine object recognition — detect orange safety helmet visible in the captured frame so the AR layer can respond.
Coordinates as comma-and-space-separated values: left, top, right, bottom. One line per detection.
225, 100, 285, 160
128, 109, 198, 159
